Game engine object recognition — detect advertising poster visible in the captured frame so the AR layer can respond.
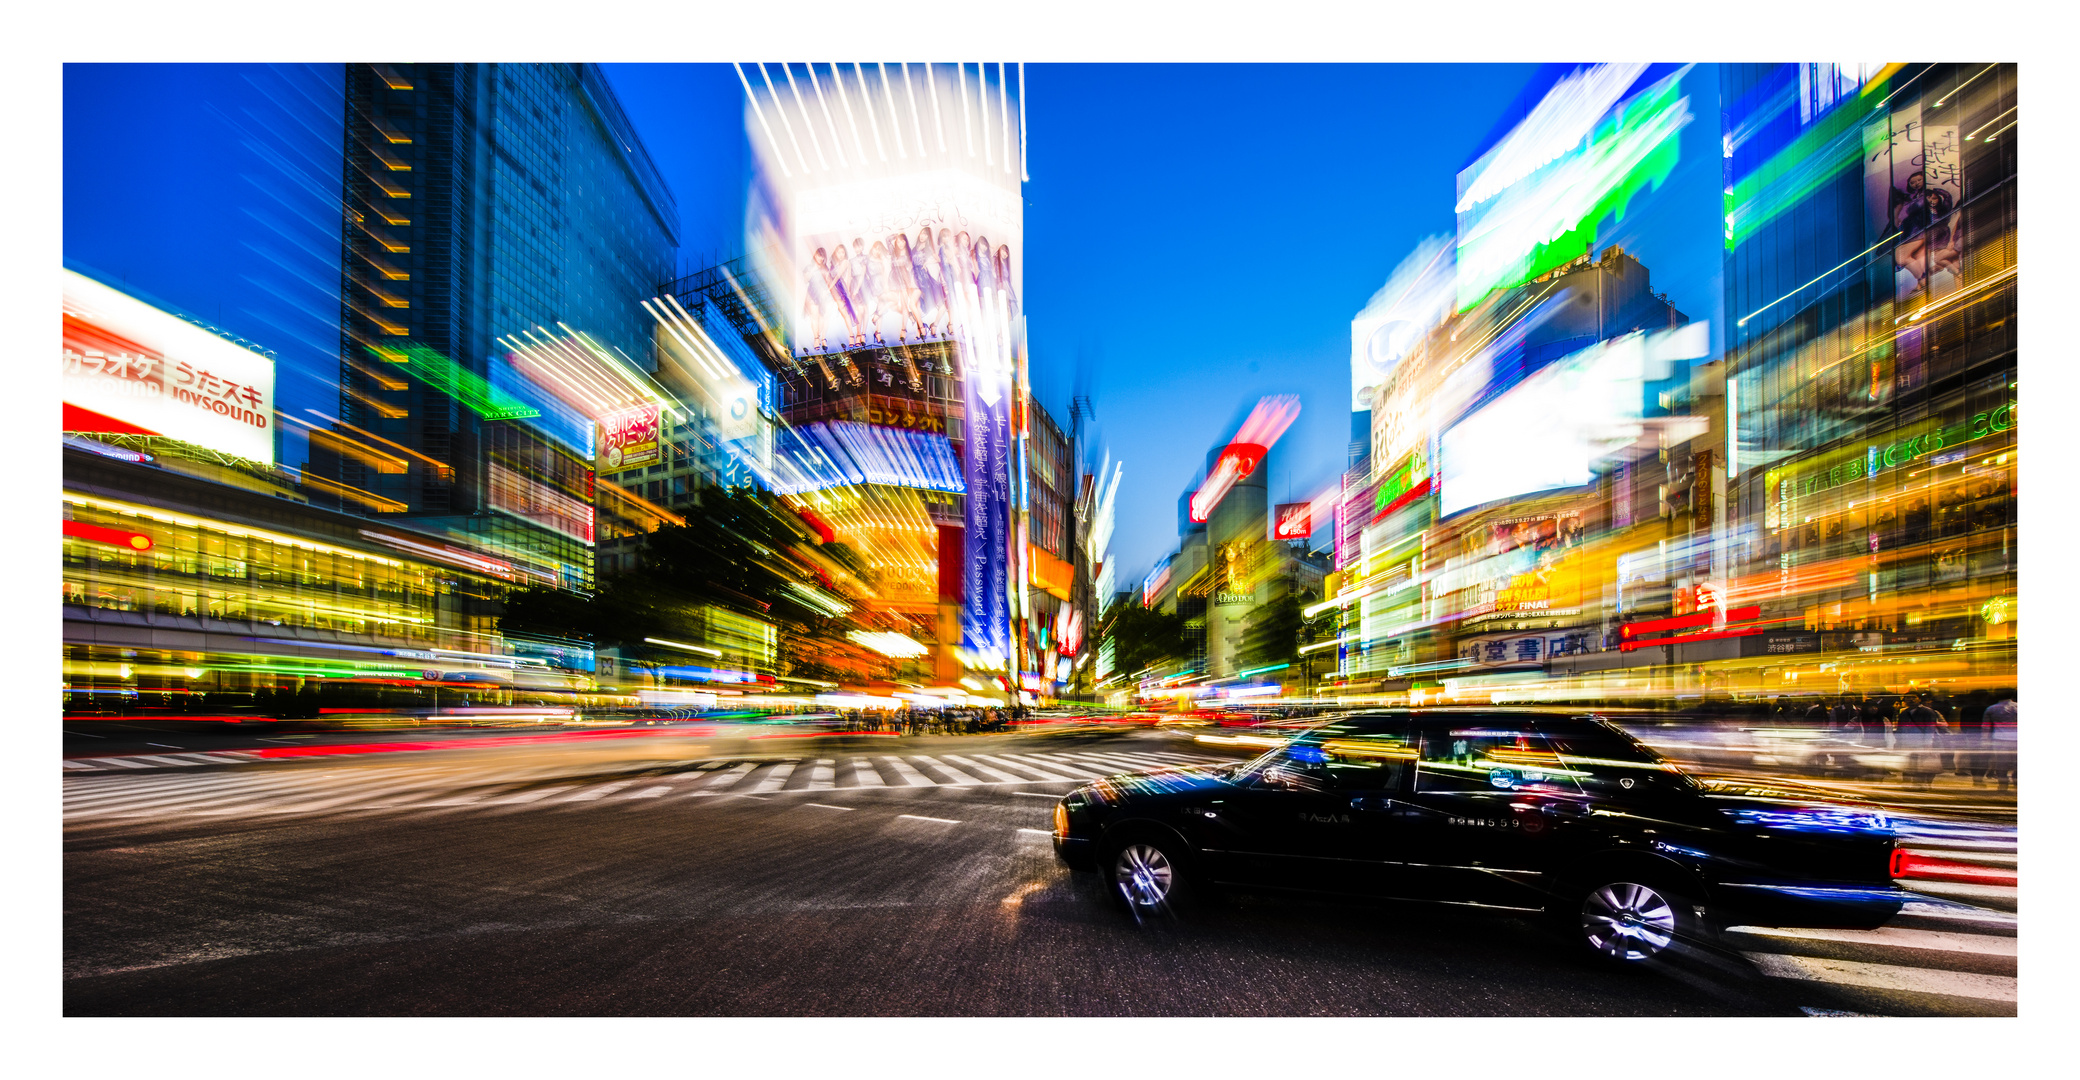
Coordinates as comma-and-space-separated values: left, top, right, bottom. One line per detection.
598, 403, 661, 471
1864, 101, 1965, 302
1474, 511, 1584, 616
62, 269, 277, 464
746, 64, 1025, 360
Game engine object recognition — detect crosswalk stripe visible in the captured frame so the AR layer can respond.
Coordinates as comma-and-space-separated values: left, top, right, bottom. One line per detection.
937, 754, 1027, 783
1899, 901, 2017, 926
486, 786, 577, 805
998, 753, 1104, 779
1744, 952, 2017, 1003
1905, 880, 2017, 902
969, 753, 1082, 782
806, 759, 837, 790
100, 758, 157, 769
1726, 925, 2017, 956
62, 761, 98, 771
563, 780, 638, 802
907, 755, 985, 785
238, 775, 463, 814
880, 756, 934, 786
65, 774, 247, 805
66, 774, 335, 816
849, 757, 886, 787
1099, 751, 1186, 768
1053, 753, 1151, 774
626, 786, 672, 798
749, 762, 797, 793
702, 763, 759, 791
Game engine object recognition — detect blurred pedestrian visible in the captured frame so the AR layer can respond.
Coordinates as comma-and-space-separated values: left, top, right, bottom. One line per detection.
1982, 692, 2016, 791
1897, 693, 1946, 789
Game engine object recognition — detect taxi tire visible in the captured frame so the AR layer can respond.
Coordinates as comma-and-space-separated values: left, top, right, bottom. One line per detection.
1562, 874, 1698, 966
1100, 830, 1195, 915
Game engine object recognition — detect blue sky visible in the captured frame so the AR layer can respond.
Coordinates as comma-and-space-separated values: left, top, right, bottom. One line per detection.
66, 62, 1725, 592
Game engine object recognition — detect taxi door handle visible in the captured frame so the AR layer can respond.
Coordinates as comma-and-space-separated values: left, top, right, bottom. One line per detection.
1349, 796, 1394, 812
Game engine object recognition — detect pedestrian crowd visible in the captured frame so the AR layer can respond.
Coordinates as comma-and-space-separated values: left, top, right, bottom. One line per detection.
1767, 688, 2016, 790
835, 706, 1022, 736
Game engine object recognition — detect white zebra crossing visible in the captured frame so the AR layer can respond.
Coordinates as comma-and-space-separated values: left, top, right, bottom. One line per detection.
1725, 821, 2018, 1014
64, 750, 260, 772
61, 749, 1229, 824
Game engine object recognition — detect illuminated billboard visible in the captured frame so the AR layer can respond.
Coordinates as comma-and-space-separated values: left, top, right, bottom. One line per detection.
743, 62, 1026, 664
1454, 64, 1693, 311
599, 404, 662, 470
1189, 396, 1299, 522
62, 269, 277, 464
1273, 502, 1313, 540
743, 63, 1025, 363
1439, 323, 1707, 517
1350, 236, 1454, 411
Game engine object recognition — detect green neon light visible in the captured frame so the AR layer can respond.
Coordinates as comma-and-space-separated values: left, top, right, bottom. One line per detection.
1457, 68, 1692, 310
1725, 70, 1901, 250
375, 343, 541, 421
1237, 662, 1291, 678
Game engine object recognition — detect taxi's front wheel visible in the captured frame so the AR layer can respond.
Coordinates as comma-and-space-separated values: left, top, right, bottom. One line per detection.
1101, 833, 1192, 914
1572, 878, 1695, 964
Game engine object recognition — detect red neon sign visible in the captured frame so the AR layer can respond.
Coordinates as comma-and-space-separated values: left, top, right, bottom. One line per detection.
63, 520, 154, 552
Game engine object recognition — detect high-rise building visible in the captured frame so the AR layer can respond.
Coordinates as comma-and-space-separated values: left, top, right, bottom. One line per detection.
320, 63, 680, 592
1714, 63, 2017, 696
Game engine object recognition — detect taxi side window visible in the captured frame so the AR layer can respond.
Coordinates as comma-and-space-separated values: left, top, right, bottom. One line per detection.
1414, 725, 1583, 795
1268, 729, 1414, 791
1537, 723, 1677, 798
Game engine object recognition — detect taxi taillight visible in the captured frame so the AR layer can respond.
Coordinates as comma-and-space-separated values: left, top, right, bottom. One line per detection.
1053, 802, 1069, 837
1889, 847, 1908, 878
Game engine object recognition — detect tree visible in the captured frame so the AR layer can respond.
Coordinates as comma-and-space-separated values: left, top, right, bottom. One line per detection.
1101, 602, 1190, 677
498, 486, 878, 679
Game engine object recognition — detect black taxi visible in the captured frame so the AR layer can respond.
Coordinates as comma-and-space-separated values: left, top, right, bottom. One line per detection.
1052, 710, 1908, 963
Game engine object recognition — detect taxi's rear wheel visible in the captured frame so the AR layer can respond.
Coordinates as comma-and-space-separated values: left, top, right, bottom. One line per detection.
1573, 877, 1691, 964
1102, 833, 1191, 913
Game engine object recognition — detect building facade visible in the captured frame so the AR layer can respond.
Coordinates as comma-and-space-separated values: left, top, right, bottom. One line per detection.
320, 63, 680, 591
1710, 62, 2018, 699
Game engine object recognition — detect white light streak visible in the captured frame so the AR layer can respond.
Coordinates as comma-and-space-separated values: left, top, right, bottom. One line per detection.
998, 62, 1011, 175
901, 63, 927, 157
926, 62, 946, 151
757, 63, 812, 175
853, 62, 888, 162
878, 63, 907, 158
958, 63, 974, 156
804, 63, 847, 168
1018, 62, 1029, 181
781, 63, 828, 170
828, 63, 868, 165
733, 63, 790, 178
977, 62, 992, 166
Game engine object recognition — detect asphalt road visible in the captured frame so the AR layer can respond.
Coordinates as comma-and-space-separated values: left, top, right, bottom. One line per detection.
63, 730, 2017, 1016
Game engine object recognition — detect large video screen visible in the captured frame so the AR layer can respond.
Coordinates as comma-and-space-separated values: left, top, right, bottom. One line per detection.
1439, 323, 1706, 517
